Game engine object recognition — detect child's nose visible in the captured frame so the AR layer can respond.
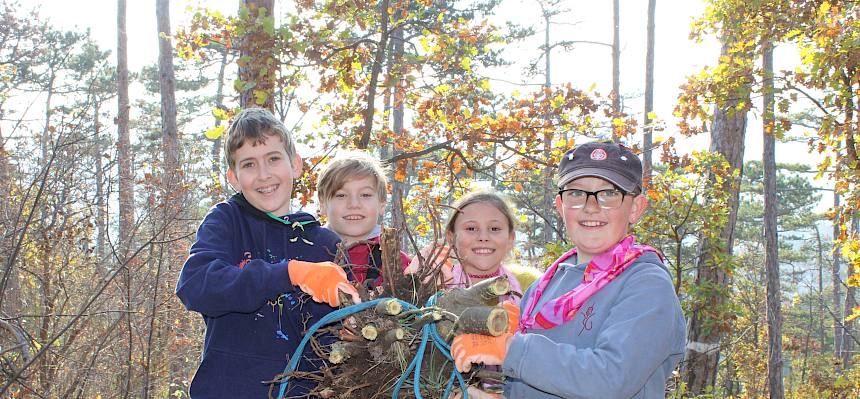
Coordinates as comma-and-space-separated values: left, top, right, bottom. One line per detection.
258, 163, 272, 179
347, 195, 360, 207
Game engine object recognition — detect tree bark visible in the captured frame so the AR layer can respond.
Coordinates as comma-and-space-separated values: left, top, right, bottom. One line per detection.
642, 0, 656, 188
211, 46, 229, 203
117, 1, 135, 397
762, 42, 785, 399
238, 0, 275, 111
357, 0, 391, 149
541, 10, 554, 243
389, 12, 406, 247
833, 192, 843, 368
611, 0, 620, 122
683, 40, 748, 395
842, 217, 857, 369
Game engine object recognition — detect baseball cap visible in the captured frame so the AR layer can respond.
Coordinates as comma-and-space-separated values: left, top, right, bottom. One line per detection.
556, 141, 643, 193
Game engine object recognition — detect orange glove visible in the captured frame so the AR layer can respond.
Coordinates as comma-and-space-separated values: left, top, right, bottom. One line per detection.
451, 332, 512, 373
502, 301, 520, 334
451, 386, 502, 399
287, 260, 360, 307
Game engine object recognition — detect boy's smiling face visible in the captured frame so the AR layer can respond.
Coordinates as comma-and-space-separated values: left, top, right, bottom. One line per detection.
555, 176, 647, 264
226, 134, 302, 216
320, 175, 386, 245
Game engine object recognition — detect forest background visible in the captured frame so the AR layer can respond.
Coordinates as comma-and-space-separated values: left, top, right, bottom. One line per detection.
1, 0, 859, 398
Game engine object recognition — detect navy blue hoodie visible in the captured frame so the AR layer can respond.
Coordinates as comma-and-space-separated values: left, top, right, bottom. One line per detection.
176, 194, 340, 398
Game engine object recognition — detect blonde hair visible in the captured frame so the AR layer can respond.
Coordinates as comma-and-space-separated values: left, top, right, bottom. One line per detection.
444, 191, 517, 235
317, 150, 389, 203
224, 107, 296, 170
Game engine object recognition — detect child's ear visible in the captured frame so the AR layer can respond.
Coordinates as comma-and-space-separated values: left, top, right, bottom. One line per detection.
318, 199, 328, 217
226, 168, 240, 192
628, 194, 649, 224
291, 154, 303, 177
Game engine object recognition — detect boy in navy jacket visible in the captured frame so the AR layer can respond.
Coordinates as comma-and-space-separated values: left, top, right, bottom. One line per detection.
176, 108, 359, 398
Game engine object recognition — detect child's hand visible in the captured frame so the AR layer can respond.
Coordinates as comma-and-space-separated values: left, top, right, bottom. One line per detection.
404, 243, 453, 284
287, 260, 361, 307
451, 332, 512, 373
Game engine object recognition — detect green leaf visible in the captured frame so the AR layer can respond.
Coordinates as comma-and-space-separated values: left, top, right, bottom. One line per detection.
254, 89, 269, 105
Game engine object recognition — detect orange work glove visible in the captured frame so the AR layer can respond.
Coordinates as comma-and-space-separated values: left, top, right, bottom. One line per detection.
451, 332, 512, 373
502, 301, 520, 334
451, 386, 502, 399
287, 260, 360, 307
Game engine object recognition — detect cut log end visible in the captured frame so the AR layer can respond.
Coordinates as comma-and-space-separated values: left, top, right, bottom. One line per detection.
457, 306, 509, 337
361, 323, 379, 341
375, 299, 403, 316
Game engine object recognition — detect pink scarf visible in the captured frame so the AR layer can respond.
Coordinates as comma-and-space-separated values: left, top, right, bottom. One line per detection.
519, 235, 662, 332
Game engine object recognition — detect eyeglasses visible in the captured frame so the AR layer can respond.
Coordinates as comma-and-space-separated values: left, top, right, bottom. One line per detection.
557, 188, 636, 209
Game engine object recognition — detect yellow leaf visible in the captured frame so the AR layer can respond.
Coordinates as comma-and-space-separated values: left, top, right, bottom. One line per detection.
212, 107, 228, 120
204, 125, 225, 140
511, 90, 520, 98
460, 58, 471, 72
647, 111, 657, 120
845, 306, 860, 322
479, 79, 490, 91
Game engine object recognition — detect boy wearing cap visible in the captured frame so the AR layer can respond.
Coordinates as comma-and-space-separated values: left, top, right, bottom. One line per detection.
451, 141, 686, 398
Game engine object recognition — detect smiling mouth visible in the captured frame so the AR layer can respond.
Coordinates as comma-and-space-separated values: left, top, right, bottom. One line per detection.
472, 248, 495, 255
580, 221, 606, 227
257, 184, 278, 194
344, 215, 365, 221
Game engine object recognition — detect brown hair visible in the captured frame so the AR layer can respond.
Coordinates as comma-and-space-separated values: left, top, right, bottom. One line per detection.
317, 150, 389, 203
444, 191, 517, 235
224, 107, 296, 170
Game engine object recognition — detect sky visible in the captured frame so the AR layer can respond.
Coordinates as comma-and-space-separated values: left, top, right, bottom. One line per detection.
28, 0, 834, 201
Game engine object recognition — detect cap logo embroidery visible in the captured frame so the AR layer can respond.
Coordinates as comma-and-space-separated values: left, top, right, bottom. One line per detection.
590, 149, 607, 160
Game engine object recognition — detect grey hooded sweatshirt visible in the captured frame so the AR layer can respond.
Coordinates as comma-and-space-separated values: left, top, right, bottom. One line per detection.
502, 251, 686, 399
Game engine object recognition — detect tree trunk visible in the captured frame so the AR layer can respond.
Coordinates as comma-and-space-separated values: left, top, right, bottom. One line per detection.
842, 217, 857, 369
389, 9, 406, 245
833, 192, 843, 367
117, 1, 136, 396
94, 101, 107, 271
143, 1, 179, 397
683, 40, 748, 395
611, 0, 620, 124
238, 0, 275, 111
642, 0, 656, 188
541, 12, 554, 243
357, 0, 391, 149
158, 0, 179, 199
762, 42, 784, 399
211, 46, 229, 203
117, 0, 134, 258
841, 80, 858, 370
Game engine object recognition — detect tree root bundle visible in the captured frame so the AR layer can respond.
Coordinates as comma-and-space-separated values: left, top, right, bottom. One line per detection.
271, 228, 513, 399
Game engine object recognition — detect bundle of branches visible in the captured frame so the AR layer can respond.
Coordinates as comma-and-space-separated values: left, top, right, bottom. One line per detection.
270, 228, 512, 399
